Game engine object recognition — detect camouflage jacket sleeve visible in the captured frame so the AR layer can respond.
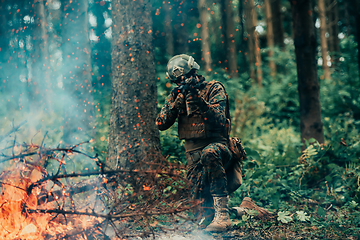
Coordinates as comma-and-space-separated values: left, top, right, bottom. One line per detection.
156, 93, 178, 131
201, 82, 227, 127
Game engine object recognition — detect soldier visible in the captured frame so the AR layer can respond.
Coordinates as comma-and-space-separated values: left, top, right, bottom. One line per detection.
156, 54, 232, 232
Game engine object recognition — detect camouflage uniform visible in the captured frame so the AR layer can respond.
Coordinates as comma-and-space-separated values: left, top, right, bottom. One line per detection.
156, 76, 232, 198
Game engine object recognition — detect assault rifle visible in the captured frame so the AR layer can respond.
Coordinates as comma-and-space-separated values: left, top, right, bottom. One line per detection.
171, 73, 205, 116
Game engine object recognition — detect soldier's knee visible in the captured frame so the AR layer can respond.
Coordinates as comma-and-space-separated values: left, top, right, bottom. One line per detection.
201, 148, 221, 165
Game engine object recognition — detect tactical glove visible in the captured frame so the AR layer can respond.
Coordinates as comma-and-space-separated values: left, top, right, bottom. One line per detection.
174, 93, 186, 110
186, 91, 209, 113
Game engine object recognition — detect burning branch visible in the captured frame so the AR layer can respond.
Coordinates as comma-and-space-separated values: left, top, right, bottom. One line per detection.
0, 135, 198, 239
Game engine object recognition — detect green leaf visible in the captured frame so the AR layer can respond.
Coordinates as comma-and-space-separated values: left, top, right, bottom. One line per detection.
349, 200, 358, 209
277, 211, 293, 223
296, 211, 310, 222
317, 207, 326, 218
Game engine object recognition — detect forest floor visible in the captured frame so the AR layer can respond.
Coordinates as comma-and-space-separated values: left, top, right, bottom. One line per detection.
144, 201, 360, 240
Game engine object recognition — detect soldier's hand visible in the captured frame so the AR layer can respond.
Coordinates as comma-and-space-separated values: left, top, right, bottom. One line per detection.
186, 91, 202, 106
174, 93, 186, 110
171, 86, 182, 101
186, 91, 209, 113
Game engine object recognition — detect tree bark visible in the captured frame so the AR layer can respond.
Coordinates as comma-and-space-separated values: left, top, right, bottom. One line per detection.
107, 0, 161, 170
61, 0, 95, 144
290, 0, 324, 145
264, 0, 276, 76
198, 0, 212, 73
318, 0, 331, 80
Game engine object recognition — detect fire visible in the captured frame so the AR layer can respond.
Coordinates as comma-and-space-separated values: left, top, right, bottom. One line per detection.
0, 168, 50, 239
0, 163, 101, 239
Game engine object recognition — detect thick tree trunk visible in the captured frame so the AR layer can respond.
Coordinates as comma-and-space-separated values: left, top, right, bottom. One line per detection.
198, 0, 212, 73
290, 0, 324, 145
318, 0, 331, 80
264, 0, 276, 76
61, 0, 95, 144
225, 0, 238, 77
164, 1, 174, 57
107, 0, 161, 170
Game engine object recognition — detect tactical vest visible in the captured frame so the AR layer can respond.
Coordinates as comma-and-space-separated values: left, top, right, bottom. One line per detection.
178, 80, 229, 140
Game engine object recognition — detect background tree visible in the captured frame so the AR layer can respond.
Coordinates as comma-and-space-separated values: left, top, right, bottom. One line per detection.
198, 0, 212, 73
326, 0, 340, 67
264, 0, 276, 76
164, 0, 175, 57
224, 0, 238, 77
244, 0, 262, 85
318, 0, 331, 80
31, 0, 50, 109
290, 0, 324, 144
353, 0, 360, 79
107, 0, 161, 170
271, 0, 284, 49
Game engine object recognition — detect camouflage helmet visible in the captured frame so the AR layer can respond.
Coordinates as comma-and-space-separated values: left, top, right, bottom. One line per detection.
166, 54, 200, 81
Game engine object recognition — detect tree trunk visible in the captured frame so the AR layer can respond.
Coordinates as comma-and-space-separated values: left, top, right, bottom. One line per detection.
253, 1, 262, 85
290, 0, 324, 145
271, 0, 284, 49
31, 0, 50, 107
355, 0, 360, 80
0, 0, 8, 93
219, 0, 228, 70
327, 0, 340, 67
61, 0, 95, 144
244, 0, 262, 85
107, 0, 161, 170
238, 0, 248, 73
164, 1, 174, 57
264, 0, 276, 76
174, 1, 188, 54
225, 0, 238, 77
318, 0, 331, 80
91, 0, 111, 90
198, 0, 212, 73
244, 0, 256, 81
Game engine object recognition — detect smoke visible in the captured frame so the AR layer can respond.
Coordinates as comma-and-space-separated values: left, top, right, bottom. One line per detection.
0, 1, 102, 174
156, 230, 216, 240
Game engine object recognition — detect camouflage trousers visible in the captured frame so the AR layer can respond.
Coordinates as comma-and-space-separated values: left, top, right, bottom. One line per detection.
186, 142, 232, 199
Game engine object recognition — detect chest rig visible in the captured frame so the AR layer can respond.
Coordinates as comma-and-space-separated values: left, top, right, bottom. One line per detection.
178, 80, 228, 140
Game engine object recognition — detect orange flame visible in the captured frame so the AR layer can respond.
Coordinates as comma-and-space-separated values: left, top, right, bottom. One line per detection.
0, 164, 101, 239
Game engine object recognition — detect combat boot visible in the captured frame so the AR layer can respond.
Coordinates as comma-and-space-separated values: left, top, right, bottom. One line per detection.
204, 195, 231, 232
